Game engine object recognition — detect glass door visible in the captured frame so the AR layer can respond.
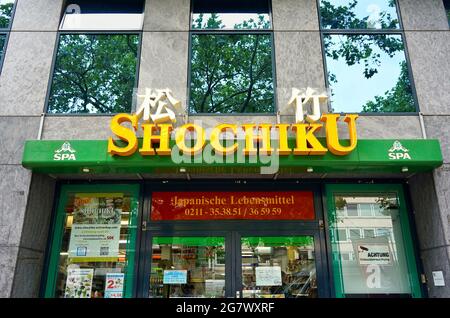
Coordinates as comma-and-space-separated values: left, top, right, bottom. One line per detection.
144, 231, 328, 298
239, 236, 318, 298
148, 236, 227, 298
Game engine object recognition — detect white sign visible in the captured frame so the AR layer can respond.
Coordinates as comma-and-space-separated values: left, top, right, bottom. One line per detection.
54, 141, 77, 161
205, 279, 225, 297
105, 273, 125, 298
64, 268, 94, 298
357, 243, 392, 265
255, 266, 282, 286
432, 271, 446, 287
163, 270, 188, 284
68, 224, 121, 261
68, 194, 123, 262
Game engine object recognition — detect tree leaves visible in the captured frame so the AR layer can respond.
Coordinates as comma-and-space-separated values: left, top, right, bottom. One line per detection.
47, 34, 139, 114
189, 14, 274, 113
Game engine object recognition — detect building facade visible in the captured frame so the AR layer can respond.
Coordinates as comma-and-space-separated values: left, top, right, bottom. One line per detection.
0, 0, 449, 298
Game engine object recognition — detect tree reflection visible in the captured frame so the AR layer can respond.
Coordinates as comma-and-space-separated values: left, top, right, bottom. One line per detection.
0, 1, 14, 29
321, 0, 415, 112
189, 14, 274, 113
48, 34, 139, 114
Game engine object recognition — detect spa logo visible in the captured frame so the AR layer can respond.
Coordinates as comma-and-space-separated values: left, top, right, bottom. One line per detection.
388, 141, 411, 160
54, 142, 77, 161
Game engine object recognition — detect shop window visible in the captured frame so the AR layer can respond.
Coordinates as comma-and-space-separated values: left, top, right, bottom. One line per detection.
44, 185, 140, 298
320, 1, 417, 113
0, 0, 15, 73
327, 185, 422, 297
46, 0, 143, 114
189, 0, 275, 114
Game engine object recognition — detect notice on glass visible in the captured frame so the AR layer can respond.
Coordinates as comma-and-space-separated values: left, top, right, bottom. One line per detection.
64, 268, 94, 298
68, 193, 123, 262
256, 266, 282, 286
356, 243, 392, 266
105, 273, 125, 298
205, 279, 225, 297
163, 270, 188, 284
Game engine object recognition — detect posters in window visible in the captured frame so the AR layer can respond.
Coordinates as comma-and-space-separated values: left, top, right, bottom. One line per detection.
68, 193, 123, 262
255, 266, 282, 286
64, 268, 94, 298
105, 273, 125, 298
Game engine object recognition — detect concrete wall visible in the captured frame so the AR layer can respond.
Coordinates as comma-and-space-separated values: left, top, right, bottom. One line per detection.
397, 0, 450, 297
0, 0, 448, 297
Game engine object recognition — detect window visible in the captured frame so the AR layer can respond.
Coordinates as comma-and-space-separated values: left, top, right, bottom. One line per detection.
44, 185, 140, 298
348, 228, 361, 240
0, 0, 15, 72
444, 0, 450, 27
320, 0, 417, 113
46, 0, 144, 114
328, 185, 422, 297
346, 203, 358, 216
189, 0, 275, 114
359, 203, 373, 217
363, 229, 375, 238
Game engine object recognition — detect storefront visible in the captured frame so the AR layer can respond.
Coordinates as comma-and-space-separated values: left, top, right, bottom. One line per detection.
22, 133, 443, 298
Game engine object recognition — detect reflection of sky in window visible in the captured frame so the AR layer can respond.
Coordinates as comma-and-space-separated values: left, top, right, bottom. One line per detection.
321, 0, 399, 29
326, 34, 407, 113
192, 13, 270, 29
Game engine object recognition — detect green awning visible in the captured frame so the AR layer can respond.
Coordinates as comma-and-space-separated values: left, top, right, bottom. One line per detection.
22, 138, 443, 174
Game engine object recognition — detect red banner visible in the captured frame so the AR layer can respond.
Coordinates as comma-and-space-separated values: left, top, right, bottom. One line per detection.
151, 191, 315, 221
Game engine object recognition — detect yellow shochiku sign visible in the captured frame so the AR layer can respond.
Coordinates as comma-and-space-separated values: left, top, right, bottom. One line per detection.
107, 88, 359, 157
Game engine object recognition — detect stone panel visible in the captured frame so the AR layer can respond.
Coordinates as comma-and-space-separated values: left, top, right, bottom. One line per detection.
398, 0, 448, 30
138, 32, 189, 113
10, 247, 44, 298
274, 32, 326, 115
0, 116, 40, 165
424, 116, 450, 164
272, 0, 319, 31
11, 0, 64, 31
143, 0, 190, 31
0, 165, 32, 247
405, 32, 450, 115
0, 246, 18, 298
0, 32, 58, 115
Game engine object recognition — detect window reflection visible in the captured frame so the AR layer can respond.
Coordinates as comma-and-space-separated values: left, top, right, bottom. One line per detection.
0, 34, 5, 57
0, 0, 14, 29
189, 33, 275, 113
444, 0, 450, 27
320, 0, 399, 29
61, 0, 144, 31
47, 34, 139, 114
192, 0, 270, 30
331, 194, 413, 295
324, 34, 415, 113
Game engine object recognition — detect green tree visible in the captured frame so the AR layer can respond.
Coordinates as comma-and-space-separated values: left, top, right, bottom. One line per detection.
362, 61, 415, 112
189, 14, 274, 113
0, 1, 14, 29
48, 34, 139, 114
